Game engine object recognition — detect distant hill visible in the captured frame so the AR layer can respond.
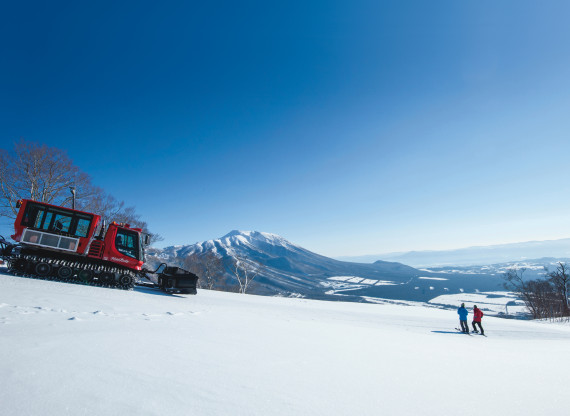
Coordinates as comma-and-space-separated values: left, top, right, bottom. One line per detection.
147, 230, 504, 302
338, 238, 570, 267
421, 257, 570, 281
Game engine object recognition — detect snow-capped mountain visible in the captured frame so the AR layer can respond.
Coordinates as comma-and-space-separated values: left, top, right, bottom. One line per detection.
147, 231, 504, 302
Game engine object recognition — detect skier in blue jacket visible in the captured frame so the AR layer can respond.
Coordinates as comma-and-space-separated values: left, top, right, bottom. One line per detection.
457, 303, 469, 333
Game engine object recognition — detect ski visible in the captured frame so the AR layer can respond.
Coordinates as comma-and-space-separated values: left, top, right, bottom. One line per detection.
455, 328, 487, 336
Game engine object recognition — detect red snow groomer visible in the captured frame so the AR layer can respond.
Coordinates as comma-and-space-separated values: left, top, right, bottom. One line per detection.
0, 199, 198, 294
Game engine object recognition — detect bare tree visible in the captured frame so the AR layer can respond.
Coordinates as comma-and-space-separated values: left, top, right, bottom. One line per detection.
0, 140, 161, 242
503, 268, 539, 318
0, 140, 92, 218
230, 255, 264, 294
202, 252, 224, 290
89, 196, 163, 244
546, 262, 570, 315
183, 253, 204, 288
183, 251, 225, 290
526, 279, 559, 319
504, 267, 567, 320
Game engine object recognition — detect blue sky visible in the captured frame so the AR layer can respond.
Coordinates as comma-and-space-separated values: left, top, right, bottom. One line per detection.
2, 1, 570, 257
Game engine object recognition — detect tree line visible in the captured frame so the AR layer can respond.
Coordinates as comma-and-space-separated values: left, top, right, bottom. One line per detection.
503, 262, 570, 320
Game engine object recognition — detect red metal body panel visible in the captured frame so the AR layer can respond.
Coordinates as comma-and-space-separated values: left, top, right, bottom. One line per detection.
11, 200, 144, 271
12, 199, 101, 255
87, 240, 105, 258
101, 223, 144, 271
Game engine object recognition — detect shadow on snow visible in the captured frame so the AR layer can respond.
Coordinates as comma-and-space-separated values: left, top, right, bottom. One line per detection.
133, 286, 187, 298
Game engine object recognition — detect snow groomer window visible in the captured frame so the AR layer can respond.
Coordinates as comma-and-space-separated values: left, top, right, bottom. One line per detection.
53, 213, 72, 233
115, 229, 139, 259
22, 202, 92, 238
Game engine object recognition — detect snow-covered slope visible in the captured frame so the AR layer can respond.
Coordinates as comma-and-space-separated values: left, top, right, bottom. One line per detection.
147, 231, 503, 302
1, 272, 569, 416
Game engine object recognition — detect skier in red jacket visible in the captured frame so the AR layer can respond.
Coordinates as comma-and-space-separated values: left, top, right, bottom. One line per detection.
472, 305, 484, 335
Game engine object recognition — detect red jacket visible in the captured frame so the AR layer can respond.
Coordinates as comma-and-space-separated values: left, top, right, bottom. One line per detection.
473, 307, 484, 322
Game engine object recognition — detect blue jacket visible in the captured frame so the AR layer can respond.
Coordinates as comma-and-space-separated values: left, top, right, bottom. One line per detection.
457, 306, 468, 321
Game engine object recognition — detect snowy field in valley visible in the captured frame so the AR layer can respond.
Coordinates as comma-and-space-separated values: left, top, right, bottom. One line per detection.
1, 271, 570, 416
326, 276, 398, 286
429, 291, 529, 317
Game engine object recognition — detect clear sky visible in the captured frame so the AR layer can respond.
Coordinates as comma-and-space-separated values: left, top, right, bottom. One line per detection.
2, 1, 570, 257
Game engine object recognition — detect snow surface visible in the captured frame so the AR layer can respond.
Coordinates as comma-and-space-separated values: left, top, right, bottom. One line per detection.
2, 271, 570, 416
418, 276, 448, 281
327, 276, 398, 286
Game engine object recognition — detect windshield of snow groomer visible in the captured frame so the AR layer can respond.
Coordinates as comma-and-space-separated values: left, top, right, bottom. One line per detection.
115, 228, 140, 260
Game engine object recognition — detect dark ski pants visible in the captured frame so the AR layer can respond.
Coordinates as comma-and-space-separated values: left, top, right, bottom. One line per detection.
472, 321, 484, 334
459, 320, 469, 333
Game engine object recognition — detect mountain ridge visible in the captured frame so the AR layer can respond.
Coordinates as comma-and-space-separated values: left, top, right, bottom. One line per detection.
146, 230, 504, 302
